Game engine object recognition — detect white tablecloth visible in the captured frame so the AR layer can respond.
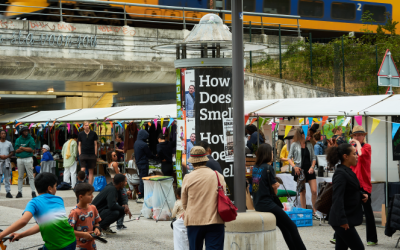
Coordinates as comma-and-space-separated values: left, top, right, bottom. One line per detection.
277, 174, 332, 207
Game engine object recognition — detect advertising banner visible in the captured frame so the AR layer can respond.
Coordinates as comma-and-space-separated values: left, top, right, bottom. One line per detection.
223, 118, 234, 162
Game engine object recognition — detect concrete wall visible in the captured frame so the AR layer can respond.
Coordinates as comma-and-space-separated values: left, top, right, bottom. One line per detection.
244, 73, 352, 100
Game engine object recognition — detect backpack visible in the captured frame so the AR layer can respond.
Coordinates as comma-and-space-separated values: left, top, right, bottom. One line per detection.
56, 182, 72, 190
315, 181, 333, 214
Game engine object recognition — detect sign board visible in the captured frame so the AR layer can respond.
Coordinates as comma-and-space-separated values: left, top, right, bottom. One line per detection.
378, 49, 400, 87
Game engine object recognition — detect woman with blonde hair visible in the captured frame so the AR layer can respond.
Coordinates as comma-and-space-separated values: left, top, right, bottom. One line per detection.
288, 127, 318, 219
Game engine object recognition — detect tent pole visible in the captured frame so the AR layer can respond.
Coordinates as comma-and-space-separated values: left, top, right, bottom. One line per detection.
365, 116, 369, 142
257, 115, 260, 150
386, 116, 389, 210
272, 117, 276, 163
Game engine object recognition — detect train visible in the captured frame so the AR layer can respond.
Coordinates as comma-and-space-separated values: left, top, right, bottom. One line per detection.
1, 0, 398, 35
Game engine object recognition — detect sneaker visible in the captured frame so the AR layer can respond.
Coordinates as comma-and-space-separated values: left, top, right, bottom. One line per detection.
103, 227, 117, 235
6, 192, 13, 198
116, 225, 127, 231
367, 242, 377, 246
16, 192, 22, 198
312, 214, 320, 220
136, 198, 144, 203
330, 239, 336, 244
32, 192, 37, 198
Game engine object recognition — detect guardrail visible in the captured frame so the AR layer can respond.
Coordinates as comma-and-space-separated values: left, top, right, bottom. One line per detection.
0, 0, 302, 36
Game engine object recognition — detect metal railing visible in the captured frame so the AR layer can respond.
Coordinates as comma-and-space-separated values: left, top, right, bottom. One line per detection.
0, 0, 302, 36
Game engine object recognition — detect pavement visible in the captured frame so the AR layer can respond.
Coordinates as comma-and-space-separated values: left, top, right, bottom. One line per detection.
0, 184, 399, 250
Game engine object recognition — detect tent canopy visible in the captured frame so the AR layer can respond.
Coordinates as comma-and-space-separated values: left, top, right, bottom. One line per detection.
0, 111, 38, 123
58, 107, 128, 122
18, 109, 80, 123
245, 100, 279, 115
108, 104, 177, 120
254, 95, 390, 117
356, 95, 399, 116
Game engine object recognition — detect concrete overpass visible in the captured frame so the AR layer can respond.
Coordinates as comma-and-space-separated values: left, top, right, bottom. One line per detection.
0, 19, 340, 112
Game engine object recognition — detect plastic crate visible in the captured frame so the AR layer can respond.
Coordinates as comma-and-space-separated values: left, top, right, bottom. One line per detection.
285, 207, 313, 227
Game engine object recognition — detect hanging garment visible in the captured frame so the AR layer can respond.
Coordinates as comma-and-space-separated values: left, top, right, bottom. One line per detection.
124, 122, 138, 153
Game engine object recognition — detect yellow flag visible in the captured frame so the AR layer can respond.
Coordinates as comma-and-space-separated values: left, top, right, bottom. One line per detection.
313, 118, 320, 123
371, 118, 380, 134
284, 125, 292, 138
125, 124, 128, 129
299, 118, 304, 124
161, 118, 164, 127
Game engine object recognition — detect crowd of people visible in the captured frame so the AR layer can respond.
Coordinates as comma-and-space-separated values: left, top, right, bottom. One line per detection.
0, 118, 381, 250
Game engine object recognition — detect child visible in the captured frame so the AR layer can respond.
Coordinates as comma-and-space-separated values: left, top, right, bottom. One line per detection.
0, 172, 76, 249
69, 183, 101, 250
41, 144, 54, 164
172, 187, 189, 250
74, 171, 86, 203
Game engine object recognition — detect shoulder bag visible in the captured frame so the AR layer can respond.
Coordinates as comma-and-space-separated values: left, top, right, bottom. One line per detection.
215, 171, 238, 222
264, 167, 283, 209
315, 181, 333, 214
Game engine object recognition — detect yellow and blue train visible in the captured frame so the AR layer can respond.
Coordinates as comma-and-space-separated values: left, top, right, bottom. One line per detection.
2, 0, 398, 34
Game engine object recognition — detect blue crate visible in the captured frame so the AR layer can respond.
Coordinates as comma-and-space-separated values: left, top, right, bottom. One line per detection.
285, 207, 313, 227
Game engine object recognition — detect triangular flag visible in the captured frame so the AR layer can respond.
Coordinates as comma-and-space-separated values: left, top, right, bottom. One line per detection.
139, 121, 145, 128
163, 127, 166, 134
284, 126, 292, 138
250, 118, 257, 125
302, 125, 309, 138
342, 117, 352, 127
299, 118, 304, 124
337, 116, 344, 126
56, 122, 64, 129
371, 118, 380, 134
307, 117, 313, 125
29, 123, 34, 129
313, 118, 320, 123
161, 118, 164, 127
125, 124, 128, 129
109, 121, 113, 128
393, 123, 400, 139
355, 116, 362, 126
147, 122, 151, 127
154, 119, 158, 129
271, 122, 276, 131
67, 123, 70, 133
244, 115, 249, 125
167, 119, 174, 128
117, 121, 123, 129
74, 124, 79, 130
258, 118, 264, 129
322, 116, 328, 127
44, 121, 49, 127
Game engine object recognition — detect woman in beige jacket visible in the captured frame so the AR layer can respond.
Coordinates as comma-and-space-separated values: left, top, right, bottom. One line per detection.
181, 146, 226, 250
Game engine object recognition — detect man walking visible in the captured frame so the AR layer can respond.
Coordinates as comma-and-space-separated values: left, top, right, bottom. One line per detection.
78, 121, 98, 185
15, 126, 36, 198
62, 134, 78, 187
0, 130, 14, 198
134, 130, 154, 203
350, 125, 378, 246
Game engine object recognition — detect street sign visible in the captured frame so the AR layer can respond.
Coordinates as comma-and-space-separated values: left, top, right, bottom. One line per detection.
378, 50, 400, 92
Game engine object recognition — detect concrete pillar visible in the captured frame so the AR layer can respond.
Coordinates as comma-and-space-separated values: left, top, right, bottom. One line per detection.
224, 211, 276, 249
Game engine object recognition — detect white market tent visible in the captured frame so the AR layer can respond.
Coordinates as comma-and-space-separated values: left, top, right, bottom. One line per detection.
0, 111, 38, 123
356, 94, 400, 116
18, 109, 80, 123
108, 104, 177, 120
57, 107, 129, 122
244, 100, 279, 115
253, 95, 391, 117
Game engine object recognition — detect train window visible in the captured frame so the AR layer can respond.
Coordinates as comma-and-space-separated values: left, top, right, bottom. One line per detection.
263, 0, 290, 15
226, 0, 256, 12
363, 5, 386, 23
298, 0, 324, 18
331, 2, 355, 20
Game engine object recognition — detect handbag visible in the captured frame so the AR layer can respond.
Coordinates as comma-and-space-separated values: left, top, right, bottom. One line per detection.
315, 181, 333, 214
264, 167, 283, 209
215, 171, 238, 222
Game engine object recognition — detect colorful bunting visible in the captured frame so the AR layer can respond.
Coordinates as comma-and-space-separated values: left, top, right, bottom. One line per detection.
302, 125, 309, 138
117, 121, 123, 129
258, 118, 264, 128
322, 116, 328, 127
299, 118, 304, 124
371, 118, 380, 134
271, 122, 276, 131
139, 121, 145, 128
337, 116, 344, 126
307, 117, 313, 125
343, 117, 352, 127
355, 116, 362, 126
393, 123, 400, 139
163, 127, 166, 134
244, 115, 249, 125
161, 118, 164, 127
250, 118, 257, 125
67, 123, 71, 133
167, 119, 174, 128
284, 125, 292, 138
154, 119, 158, 129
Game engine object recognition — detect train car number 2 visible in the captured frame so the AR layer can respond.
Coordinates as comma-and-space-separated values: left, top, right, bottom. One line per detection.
357, 3, 362, 11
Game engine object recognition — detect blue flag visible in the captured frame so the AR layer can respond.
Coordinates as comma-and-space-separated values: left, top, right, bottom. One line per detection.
302, 125, 309, 138
393, 123, 400, 139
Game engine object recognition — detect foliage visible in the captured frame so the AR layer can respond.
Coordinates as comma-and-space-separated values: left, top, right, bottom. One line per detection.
250, 11, 400, 95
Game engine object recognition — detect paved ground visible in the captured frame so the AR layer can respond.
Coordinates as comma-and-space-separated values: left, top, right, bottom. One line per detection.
0, 185, 399, 250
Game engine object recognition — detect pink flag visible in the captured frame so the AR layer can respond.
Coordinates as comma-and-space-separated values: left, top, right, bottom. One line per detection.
271, 122, 276, 131
67, 123, 70, 133
154, 119, 158, 129
29, 123, 34, 129
163, 127, 166, 134
355, 116, 362, 126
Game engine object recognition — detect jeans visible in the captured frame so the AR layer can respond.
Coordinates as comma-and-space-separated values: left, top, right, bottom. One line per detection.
138, 165, 149, 199
63, 162, 77, 188
0, 161, 11, 193
268, 206, 306, 250
362, 190, 378, 243
117, 188, 128, 227
99, 209, 124, 229
43, 240, 76, 250
187, 224, 224, 250
332, 226, 364, 250
17, 157, 35, 193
